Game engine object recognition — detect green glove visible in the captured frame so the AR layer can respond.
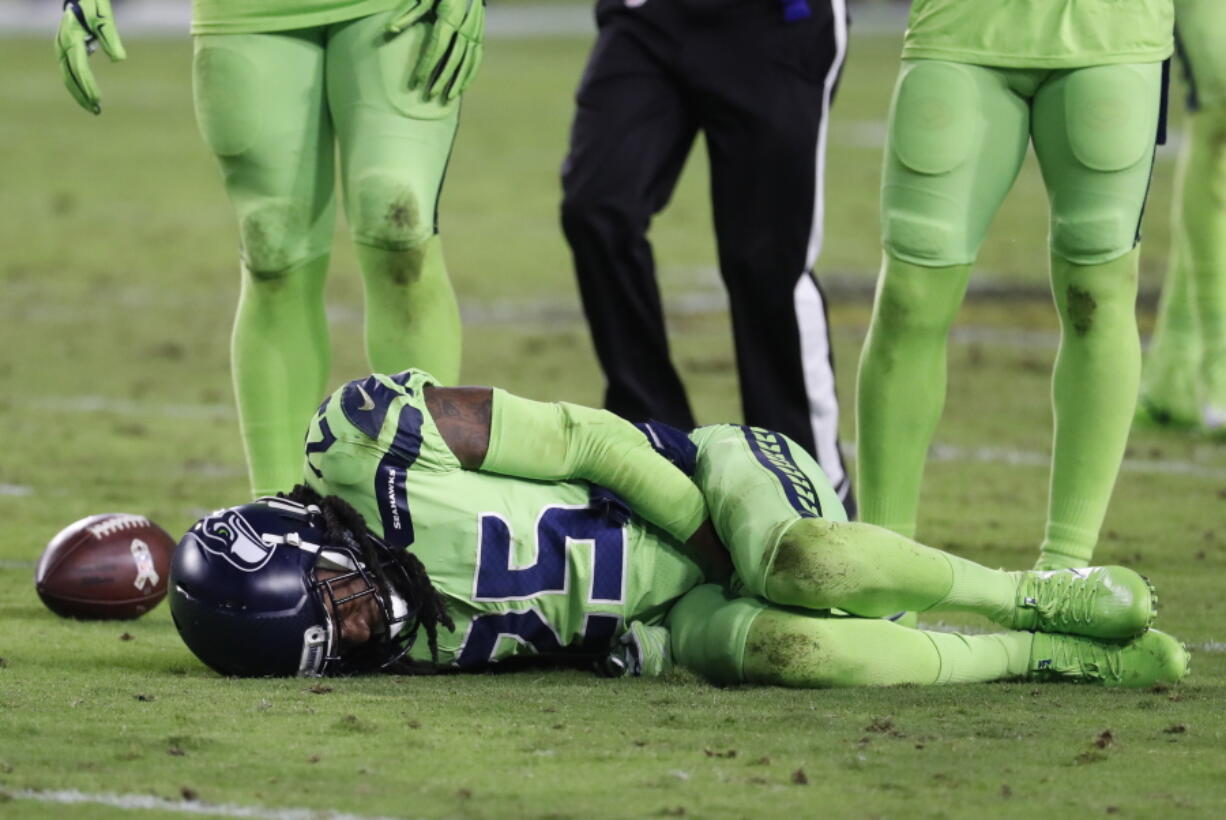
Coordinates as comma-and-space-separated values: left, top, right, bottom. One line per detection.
597, 622, 674, 678
56, 0, 127, 115
387, 0, 485, 102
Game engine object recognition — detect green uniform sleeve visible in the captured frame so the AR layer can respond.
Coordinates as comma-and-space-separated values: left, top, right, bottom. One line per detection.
480, 388, 707, 543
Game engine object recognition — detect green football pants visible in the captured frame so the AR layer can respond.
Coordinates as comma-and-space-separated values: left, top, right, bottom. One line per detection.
193, 10, 460, 270
193, 10, 463, 496
858, 60, 1161, 565
880, 59, 1162, 268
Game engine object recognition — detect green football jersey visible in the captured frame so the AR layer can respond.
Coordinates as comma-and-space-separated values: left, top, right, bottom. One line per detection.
303, 371, 704, 669
192, 0, 398, 35
903, 0, 1174, 68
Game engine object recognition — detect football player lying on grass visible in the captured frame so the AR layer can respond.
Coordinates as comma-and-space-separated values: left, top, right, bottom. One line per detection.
170, 371, 1189, 688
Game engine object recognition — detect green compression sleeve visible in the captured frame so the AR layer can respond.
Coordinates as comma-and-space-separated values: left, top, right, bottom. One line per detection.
480, 389, 707, 542
233, 253, 331, 498
1042, 248, 1142, 569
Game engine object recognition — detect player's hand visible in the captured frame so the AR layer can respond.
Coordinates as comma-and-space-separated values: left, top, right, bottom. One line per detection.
596, 622, 673, 678
684, 519, 733, 584
56, 0, 127, 115
387, 0, 485, 102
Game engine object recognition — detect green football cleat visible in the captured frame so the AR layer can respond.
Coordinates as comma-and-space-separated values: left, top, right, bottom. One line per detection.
1028, 629, 1189, 688
1010, 566, 1156, 640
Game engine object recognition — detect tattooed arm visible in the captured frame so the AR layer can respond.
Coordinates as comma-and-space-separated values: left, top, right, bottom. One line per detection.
424, 384, 707, 545
423, 386, 493, 468
425, 384, 726, 577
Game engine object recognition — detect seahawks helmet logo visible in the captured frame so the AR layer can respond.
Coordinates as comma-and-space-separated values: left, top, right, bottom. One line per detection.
195, 510, 274, 572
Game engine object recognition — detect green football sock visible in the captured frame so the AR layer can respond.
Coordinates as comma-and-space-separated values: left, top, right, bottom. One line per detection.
856, 254, 972, 537
742, 611, 1032, 687
922, 629, 1032, 684
232, 253, 331, 498
1182, 110, 1226, 408
356, 236, 461, 386
1041, 248, 1142, 569
764, 519, 1019, 626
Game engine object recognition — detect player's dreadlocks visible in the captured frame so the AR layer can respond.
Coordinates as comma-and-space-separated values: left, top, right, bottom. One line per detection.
282, 484, 455, 674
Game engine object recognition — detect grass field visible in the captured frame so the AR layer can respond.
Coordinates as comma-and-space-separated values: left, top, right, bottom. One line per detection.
2, 14, 1226, 820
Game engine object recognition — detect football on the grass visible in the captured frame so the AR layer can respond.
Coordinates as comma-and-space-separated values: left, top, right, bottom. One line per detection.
35, 514, 176, 620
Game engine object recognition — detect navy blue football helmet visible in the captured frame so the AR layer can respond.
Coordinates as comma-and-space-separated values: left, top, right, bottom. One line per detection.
170, 496, 414, 677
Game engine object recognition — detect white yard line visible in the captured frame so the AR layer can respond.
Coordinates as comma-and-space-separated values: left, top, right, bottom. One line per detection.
0, 788, 415, 820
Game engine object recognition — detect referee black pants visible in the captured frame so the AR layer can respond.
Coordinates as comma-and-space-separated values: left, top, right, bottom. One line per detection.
561, 0, 854, 510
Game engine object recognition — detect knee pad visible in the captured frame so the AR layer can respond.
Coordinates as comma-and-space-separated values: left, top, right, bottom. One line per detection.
349, 171, 434, 251
1050, 211, 1137, 263
763, 518, 845, 609
883, 62, 977, 265
238, 197, 316, 276
882, 208, 962, 265
1048, 195, 1147, 266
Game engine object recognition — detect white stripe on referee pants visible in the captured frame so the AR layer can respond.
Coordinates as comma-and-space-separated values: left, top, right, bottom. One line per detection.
795, 0, 849, 496
793, 274, 847, 495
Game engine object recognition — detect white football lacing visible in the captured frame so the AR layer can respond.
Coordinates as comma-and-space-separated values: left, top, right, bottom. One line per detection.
88, 515, 150, 539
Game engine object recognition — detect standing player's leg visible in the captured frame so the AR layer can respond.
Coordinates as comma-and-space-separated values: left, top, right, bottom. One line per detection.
1140, 140, 1202, 430
667, 584, 1188, 688
1166, 0, 1226, 430
193, 31, 336, 497
326, 12, 463, 385
1030, 63, 1163, 570
695, 2, 854, 509
855, 61, 1031, 537
692, 424, 1154, 639
560, 9, 700, 429
1180, 109, 1226, 430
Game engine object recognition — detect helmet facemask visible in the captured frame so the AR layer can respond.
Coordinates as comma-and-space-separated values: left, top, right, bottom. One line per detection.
309, 537, 421, 675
